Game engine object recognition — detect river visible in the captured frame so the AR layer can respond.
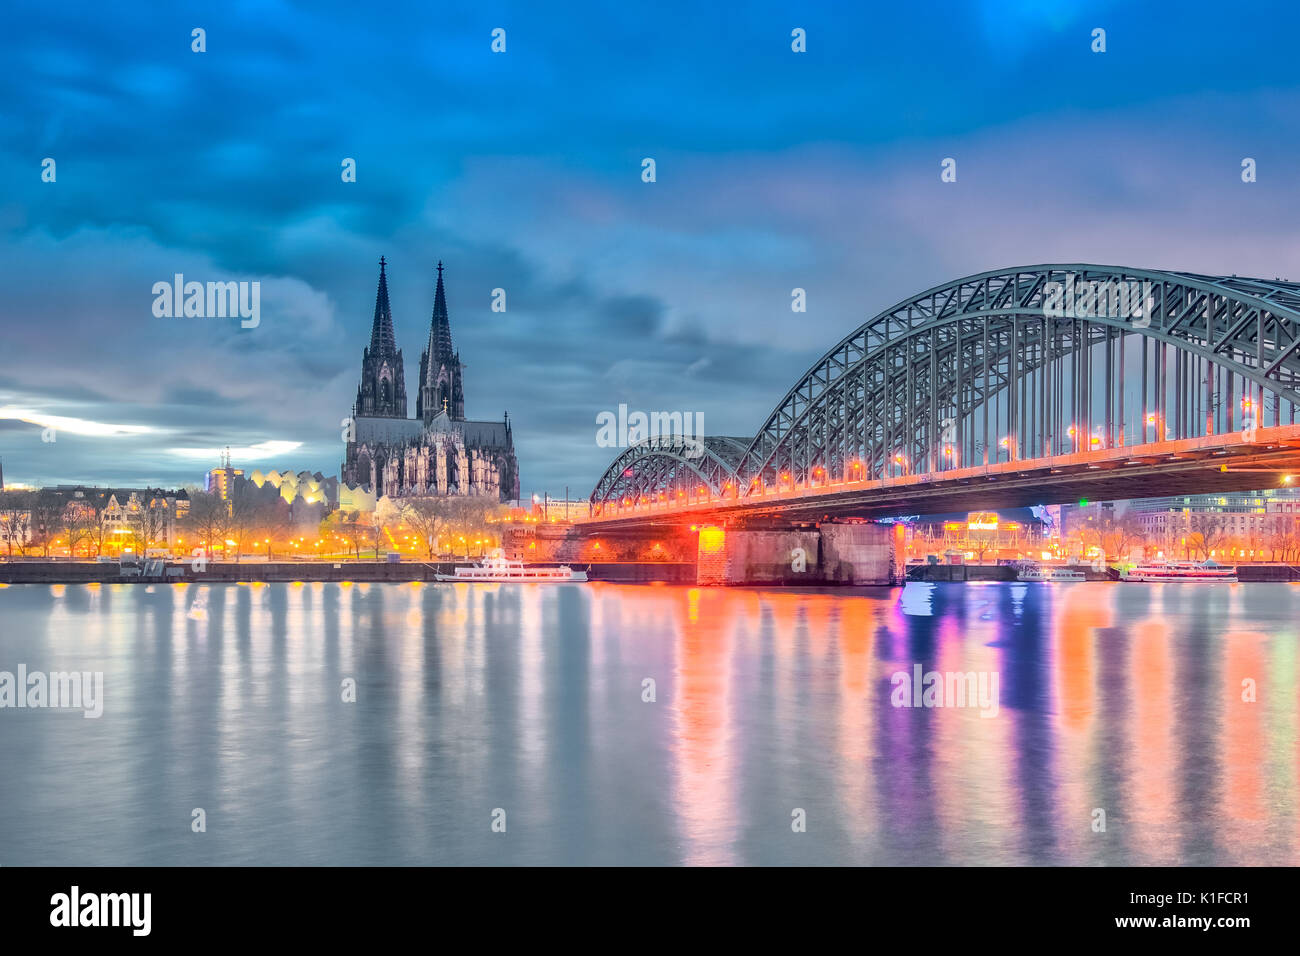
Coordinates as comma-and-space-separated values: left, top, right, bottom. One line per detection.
0, 580, 1296, 865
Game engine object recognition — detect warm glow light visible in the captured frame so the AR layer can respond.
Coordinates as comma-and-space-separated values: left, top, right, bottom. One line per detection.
698, 525, 726, 554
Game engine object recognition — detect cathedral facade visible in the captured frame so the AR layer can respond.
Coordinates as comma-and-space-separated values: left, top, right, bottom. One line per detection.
341, 259, 520, 502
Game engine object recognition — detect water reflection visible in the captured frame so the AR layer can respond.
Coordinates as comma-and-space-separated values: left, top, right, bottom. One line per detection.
0, 581, 1296, 865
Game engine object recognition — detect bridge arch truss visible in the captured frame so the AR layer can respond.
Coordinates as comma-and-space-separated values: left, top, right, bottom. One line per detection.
590, 265, 1300, 513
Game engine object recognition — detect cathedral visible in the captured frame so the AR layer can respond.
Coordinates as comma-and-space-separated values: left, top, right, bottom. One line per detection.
341, 259, 520, 502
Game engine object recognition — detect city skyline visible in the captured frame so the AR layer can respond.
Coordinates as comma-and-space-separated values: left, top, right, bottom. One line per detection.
4, 1, 1300, 494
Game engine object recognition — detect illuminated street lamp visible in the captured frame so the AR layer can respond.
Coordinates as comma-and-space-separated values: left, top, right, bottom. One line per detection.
1144, 413, 1160, 442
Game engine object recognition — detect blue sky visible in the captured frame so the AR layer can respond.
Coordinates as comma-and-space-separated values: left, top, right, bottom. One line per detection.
2, 0, 1299, 495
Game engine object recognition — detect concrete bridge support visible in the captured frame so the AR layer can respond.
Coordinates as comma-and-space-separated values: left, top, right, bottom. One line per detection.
696, 522, 901, 586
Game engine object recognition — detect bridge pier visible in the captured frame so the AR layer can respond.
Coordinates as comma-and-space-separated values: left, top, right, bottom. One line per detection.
697, 522, 901, 586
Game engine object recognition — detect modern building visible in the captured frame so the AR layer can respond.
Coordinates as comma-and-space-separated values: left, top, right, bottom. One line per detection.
206, 448, 244, 501
341, 259, 519, 501
1059, 500, 1115, 539
1126, 488, 1300, 557
245, 468, 338, 508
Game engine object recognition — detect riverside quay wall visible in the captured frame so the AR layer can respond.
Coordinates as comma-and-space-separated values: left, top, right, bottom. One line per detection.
514, 519, 902, 586
0, 560, 695, 585
696, 522, 903, 586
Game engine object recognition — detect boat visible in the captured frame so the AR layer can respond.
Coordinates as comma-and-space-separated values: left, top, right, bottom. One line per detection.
1119, 559, 1237, 583
1017, 564, 1086, 582
434, 550, 588, 583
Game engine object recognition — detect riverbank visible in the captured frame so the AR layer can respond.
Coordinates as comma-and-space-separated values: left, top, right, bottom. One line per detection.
0, 560, 697, 585
908, 563, 1300, 582
4, 559, 1297, 586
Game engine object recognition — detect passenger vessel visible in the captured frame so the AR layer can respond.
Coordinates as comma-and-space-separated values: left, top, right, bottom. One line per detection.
1016, 564, 1086, 582
1119, 560, 1237, 583
435, 551, 589, 583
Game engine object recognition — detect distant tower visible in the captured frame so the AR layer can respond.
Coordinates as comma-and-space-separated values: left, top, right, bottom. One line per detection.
0, 458, 5, 492
206, 449, 243, 500
417, 262, 466, 422
353, 257, 408, 418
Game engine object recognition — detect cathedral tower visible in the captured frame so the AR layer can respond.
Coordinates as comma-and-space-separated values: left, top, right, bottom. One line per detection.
417, 262, 465, 423
343, 257, 519, 502
353, 257, 408, 418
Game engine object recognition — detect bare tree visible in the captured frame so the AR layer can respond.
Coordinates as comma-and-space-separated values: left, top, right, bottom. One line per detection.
185, 491, 230, 560
62, 500, 98, 558
258, 497, 294, 559
129, 492, 173, 555
1265, 514, 1299, 562
1188, 515, 1229, 559
364, 498, 406, 559
389, 496, 506, 559
395, 498, 448, 559
226, 483, 277, 562
27, 492, 65, 558
1099, 512, 1145, 562
0, 490, 33, 557
320, 509, 366, 559
440, 496, 507, 556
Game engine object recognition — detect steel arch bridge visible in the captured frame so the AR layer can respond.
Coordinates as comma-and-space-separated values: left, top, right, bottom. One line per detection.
590, 264, 1300, 516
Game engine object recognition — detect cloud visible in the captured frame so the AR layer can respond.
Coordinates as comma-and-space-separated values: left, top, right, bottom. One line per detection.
168, 440, 304, 461
0, 405, 155, 438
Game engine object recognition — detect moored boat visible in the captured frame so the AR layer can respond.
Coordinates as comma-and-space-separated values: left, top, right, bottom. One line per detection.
1119, 560, 1237, 583
1017, 564, 1086, 582
434, 550, 588, 583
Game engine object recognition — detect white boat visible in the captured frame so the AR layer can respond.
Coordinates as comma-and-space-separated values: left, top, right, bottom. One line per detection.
1017, 564, 1086, 582
1119, 560, 1237, 583
435, 550, 588, 583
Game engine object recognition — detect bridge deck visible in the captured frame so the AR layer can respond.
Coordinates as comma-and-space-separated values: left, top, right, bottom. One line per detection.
578, 424, 1300, 529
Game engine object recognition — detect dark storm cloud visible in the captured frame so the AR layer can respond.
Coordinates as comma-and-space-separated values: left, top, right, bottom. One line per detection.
3, 0, 1300, 492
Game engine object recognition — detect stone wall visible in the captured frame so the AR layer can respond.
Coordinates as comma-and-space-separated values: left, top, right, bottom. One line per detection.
695, 522, 899, 586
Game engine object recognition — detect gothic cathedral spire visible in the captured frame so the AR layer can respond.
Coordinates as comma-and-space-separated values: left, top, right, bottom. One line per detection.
354, 256, 408, 418
417, 261, 466, 422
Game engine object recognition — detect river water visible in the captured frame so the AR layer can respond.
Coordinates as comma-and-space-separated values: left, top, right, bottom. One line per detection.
0, 580, 1296, 866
